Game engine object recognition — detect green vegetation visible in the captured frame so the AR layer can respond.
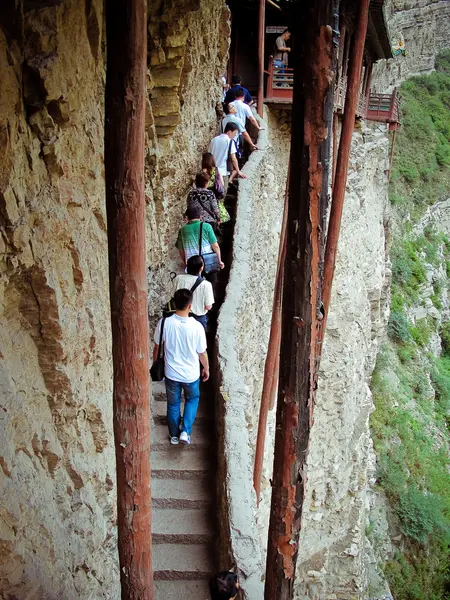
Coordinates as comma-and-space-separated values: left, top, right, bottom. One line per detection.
369, 51, 450, 600
389, 50, 450, 220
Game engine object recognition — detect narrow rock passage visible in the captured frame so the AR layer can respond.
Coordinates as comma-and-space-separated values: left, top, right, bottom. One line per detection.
151, 184, 238, 600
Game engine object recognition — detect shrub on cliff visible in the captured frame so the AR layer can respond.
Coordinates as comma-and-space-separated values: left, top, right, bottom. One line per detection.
371, 50, 450, 600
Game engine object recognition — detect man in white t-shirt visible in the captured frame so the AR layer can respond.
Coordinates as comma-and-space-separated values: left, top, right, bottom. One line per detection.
209, 122, 247, 190
222, 102, 258, 152
153, 289, 209, 445
234, 89, 263, 133
173, 255, 214, 330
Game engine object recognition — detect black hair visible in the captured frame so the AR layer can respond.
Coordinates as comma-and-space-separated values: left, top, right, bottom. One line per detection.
174, 288, 193, 311
209, 572, 239, 600
282, 28, 290, 34
185, 204, 201, 220
224, 122, 239, 134
187, 255, 204, 275
231, 73, 241, 85
234, 88, 245, 99
223, 103, 231, 115
195, 171, 210, 188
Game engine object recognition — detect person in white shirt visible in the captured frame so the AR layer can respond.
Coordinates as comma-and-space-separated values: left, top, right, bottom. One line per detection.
153, 288, 209, 446
234, 89, 263, 133
222, 102, 258, 152
173, 255, 214, 330
208, 122, 247, 190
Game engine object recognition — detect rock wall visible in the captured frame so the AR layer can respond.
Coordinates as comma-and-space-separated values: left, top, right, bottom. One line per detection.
0, 2, 118, 598
216, 106, 291, 599
146, 0, 230, 320
293, 123, 392, 599
217, 118, 391, 600
0, 0, 230, 597
372, 0, 450, 91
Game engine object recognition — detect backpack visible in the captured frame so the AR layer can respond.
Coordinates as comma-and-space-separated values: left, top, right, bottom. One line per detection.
162, 275, 204, 317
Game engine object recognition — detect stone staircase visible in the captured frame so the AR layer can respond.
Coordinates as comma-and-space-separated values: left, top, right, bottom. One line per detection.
151, 381, 217, 600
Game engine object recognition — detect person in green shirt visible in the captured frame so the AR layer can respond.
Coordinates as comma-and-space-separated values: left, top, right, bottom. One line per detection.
176, 205, 224, 270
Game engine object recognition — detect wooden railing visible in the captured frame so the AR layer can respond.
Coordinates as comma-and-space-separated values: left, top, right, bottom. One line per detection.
264, 59, 294, 103
264, 64, 401, 126
366, 89, 400, 123
334, 76, 367, 117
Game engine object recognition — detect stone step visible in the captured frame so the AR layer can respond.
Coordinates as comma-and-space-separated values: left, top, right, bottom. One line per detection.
151, 449, 210, 479
151, 381, 167, 402
154, 579, 210, 600
151, 423, 211, 450
152, 476, 211, 509
152, 508, 213, 544
153, 543, 214, 580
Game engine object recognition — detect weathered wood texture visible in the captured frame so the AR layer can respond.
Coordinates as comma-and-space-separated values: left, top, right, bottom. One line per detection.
321, 0, 370, 319
264, 1, 336, 598
104, 1, 153, 598
253, 176, 289, 503
257, 0, 265, 116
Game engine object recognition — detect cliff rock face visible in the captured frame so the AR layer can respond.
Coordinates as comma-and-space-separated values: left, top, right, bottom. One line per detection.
0, 2, 118, 598
293, 124, 391, 599
146, 0, 230, 320
373, 0, 450, 91
0, 1, 229, 597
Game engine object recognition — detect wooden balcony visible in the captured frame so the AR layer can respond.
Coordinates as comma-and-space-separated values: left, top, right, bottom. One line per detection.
264, 59, 294, 105
366, 89, 400, 129
334, 76, 367, 118
264, 64, 400, 129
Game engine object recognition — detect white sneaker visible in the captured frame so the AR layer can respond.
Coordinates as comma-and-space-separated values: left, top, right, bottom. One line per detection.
179, 431, 191, 445
169, 436, 179, 445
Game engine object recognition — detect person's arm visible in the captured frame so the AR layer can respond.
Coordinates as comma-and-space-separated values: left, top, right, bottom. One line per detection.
210, 195, 220, 221
152, 319, 162, 363
204, 282, 214, 312
153, 344, 159, 362
230, 152, 247, 179
249, 115, 264, 131
243, 130, 258, 150
179, 249, 186, 265
198, 351, 210, 381
276, 38, 291, 53
211, 242, 224, 269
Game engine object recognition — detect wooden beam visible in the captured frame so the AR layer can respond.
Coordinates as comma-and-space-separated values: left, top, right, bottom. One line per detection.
321, 0, 370, 321
266, 0, 282, 11
104, 1, 154, 598
253, 173, 289, 503
264, 1, 337, 598
257, 0, 266, 116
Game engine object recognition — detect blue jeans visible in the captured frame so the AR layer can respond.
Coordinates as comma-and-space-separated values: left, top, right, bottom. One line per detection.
165, 377, 200, 437
192, 314, 207, 330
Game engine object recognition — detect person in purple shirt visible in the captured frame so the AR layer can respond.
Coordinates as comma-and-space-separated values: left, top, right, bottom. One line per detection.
224, 73, 253, 105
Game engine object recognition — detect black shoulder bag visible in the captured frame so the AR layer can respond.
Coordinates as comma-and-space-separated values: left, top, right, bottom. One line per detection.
199, 222, 220, 275
150, 317, 166, 382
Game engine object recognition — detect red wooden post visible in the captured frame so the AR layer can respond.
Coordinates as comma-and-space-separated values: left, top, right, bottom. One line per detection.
257, 0, 265, 116
267, 58, 274, 101
253, 178, 289, 503
321, 0, 370, 322
264, 1, 336, 597
104, 1, 154, 598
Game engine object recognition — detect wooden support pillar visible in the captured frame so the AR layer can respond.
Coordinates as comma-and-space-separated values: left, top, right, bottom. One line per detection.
253, 175, 289, 503
104, 1, 153, 598
321, 0, 370, 322
264, 1, 337, 598
257, 0, 265, 116
388, 127, 397, 181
